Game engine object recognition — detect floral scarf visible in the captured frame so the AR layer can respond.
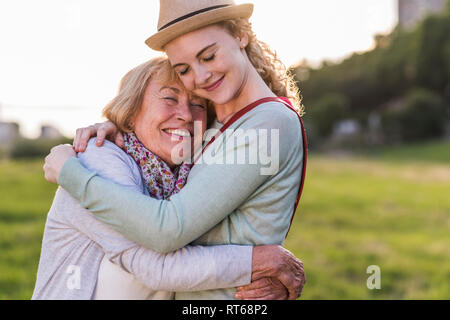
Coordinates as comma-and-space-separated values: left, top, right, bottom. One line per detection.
123, 132, 191, 200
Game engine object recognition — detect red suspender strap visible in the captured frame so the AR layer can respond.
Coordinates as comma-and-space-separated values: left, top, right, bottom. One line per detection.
193, 97, 277, 163
277, 97, 308, 238
193, 97, 308, 238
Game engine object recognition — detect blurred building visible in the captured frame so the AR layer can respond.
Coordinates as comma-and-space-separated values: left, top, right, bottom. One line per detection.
0, 122, 20, 148
333, 119, 361, 137
39, 125, 63, 139
398, 0, 446, 29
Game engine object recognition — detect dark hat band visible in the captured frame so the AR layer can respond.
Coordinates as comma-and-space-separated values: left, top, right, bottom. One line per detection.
158, 4, 230, 31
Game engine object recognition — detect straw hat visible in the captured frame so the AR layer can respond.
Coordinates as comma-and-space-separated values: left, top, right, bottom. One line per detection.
146, 0, 254, 51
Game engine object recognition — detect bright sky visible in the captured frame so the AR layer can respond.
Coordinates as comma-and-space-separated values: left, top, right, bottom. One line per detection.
0, 0, 397, 138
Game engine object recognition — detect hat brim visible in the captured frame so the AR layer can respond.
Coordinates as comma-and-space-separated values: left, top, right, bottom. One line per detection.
145, 3, 254, 51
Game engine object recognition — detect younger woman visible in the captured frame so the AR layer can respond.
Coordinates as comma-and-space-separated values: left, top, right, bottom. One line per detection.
43, 0, 307, 300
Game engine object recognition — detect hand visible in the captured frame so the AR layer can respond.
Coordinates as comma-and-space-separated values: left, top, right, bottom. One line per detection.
43, 144, 76, 183
73, 121, 123, 152
235, 278, 288, 300
250, 245, 306, 300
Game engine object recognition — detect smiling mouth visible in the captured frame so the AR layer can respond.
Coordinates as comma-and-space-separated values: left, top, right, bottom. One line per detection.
203, 76, 225, 92
163, 128, 192, 140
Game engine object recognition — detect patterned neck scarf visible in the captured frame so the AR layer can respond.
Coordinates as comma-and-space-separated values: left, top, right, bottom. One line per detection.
123, 132, 191, 200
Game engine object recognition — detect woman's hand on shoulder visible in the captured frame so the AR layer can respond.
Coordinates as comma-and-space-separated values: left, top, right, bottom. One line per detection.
43, 144, 76, 184
73, 121, 124, 152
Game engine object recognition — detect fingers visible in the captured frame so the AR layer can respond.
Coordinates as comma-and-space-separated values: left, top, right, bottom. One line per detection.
250, 245, 306, 299
281, 266, 305, 300
43, 144, 77, 184
73, 121, 120, 152
96, 121, 119, 147
115, 131, 125, 148
96, 130, 106, 147
236, 278, 288, 300
80, 128, 96, 151
74, 126, 97, 153
244, 291, 288, 300
237, 278, 275, 292
273, 248, 306, 300
43, 160, 51, 183
277, 263, 304, 300
237, 290, 288, 300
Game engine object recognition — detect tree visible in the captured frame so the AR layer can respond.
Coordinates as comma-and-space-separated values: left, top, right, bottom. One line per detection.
381, 88, 446, 143
305, 93, 350, 139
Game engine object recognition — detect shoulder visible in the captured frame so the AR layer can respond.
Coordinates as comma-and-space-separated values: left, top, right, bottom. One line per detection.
241, 101, 302, 131
244, 101, 304, 161
78, 138, 129, 167
236, 101, 303, 143
77, 138, 143, 187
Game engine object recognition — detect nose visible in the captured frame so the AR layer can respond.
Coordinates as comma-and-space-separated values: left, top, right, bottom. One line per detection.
193, 64, 212, 87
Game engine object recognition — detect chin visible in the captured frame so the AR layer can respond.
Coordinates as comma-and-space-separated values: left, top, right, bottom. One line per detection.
210, 91, 235, 106
168, 143, 192, 164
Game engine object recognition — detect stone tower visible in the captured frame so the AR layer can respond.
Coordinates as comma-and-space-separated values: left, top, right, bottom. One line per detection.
398, 0, 446, 29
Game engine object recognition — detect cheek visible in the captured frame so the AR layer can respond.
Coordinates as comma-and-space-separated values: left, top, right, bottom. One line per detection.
181, 75, 195, 91
133, 117, 147, 138
193, 111, 208, 131
134, 112, 165, 144
228, 49, 246, 73
198, 109, 208, 123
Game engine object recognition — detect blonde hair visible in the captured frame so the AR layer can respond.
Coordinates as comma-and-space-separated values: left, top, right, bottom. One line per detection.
217, 19, 304, 116
102, 56, 184, 132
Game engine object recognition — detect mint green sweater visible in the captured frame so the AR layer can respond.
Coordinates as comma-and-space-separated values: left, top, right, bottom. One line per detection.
58, 101, 304, 299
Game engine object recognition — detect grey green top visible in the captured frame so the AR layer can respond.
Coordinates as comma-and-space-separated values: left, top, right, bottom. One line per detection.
58, 101, 304, 299
32, 139, 252, 300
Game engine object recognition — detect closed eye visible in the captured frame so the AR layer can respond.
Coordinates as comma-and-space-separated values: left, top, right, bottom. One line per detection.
202, 54, 215, 62
164, 97, 178, 104
176, 66, 189, 76
190, 103, 206, 109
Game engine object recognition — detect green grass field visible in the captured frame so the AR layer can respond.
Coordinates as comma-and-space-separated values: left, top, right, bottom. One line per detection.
1, 141, 449, 299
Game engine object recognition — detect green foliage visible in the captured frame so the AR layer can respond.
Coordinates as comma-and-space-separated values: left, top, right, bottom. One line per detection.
416, 15, 450, 92
381, 88, 446, 143
294, 9, 450, 146
295, 27, 420, 115
304, 93, 350, 138
10, 137, 72, 159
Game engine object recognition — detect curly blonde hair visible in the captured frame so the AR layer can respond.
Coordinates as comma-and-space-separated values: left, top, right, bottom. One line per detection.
217, 18, 304, 116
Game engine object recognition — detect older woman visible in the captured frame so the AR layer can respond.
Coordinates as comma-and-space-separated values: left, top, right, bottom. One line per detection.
34, 57, 303, 300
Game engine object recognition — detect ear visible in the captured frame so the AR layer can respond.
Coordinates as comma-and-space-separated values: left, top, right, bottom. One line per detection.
128, 116, 135, 129
238, 33, 249, 49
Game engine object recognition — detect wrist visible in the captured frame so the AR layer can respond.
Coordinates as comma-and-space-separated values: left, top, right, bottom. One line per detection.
57, 157, 77, 186
251, 245, 279, 280
56, 157, 97, 202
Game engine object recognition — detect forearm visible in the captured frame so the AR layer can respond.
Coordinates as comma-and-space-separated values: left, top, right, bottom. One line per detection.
57, 108, 297, 252
58, 157, 267, 252
117, 245, 253, 291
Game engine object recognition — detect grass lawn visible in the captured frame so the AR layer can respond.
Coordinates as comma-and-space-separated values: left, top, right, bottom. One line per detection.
1, 141, 449, 299
0, 159, 57, 299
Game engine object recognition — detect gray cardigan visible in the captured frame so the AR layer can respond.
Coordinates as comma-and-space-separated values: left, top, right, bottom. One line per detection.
32, 139, 252, 299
